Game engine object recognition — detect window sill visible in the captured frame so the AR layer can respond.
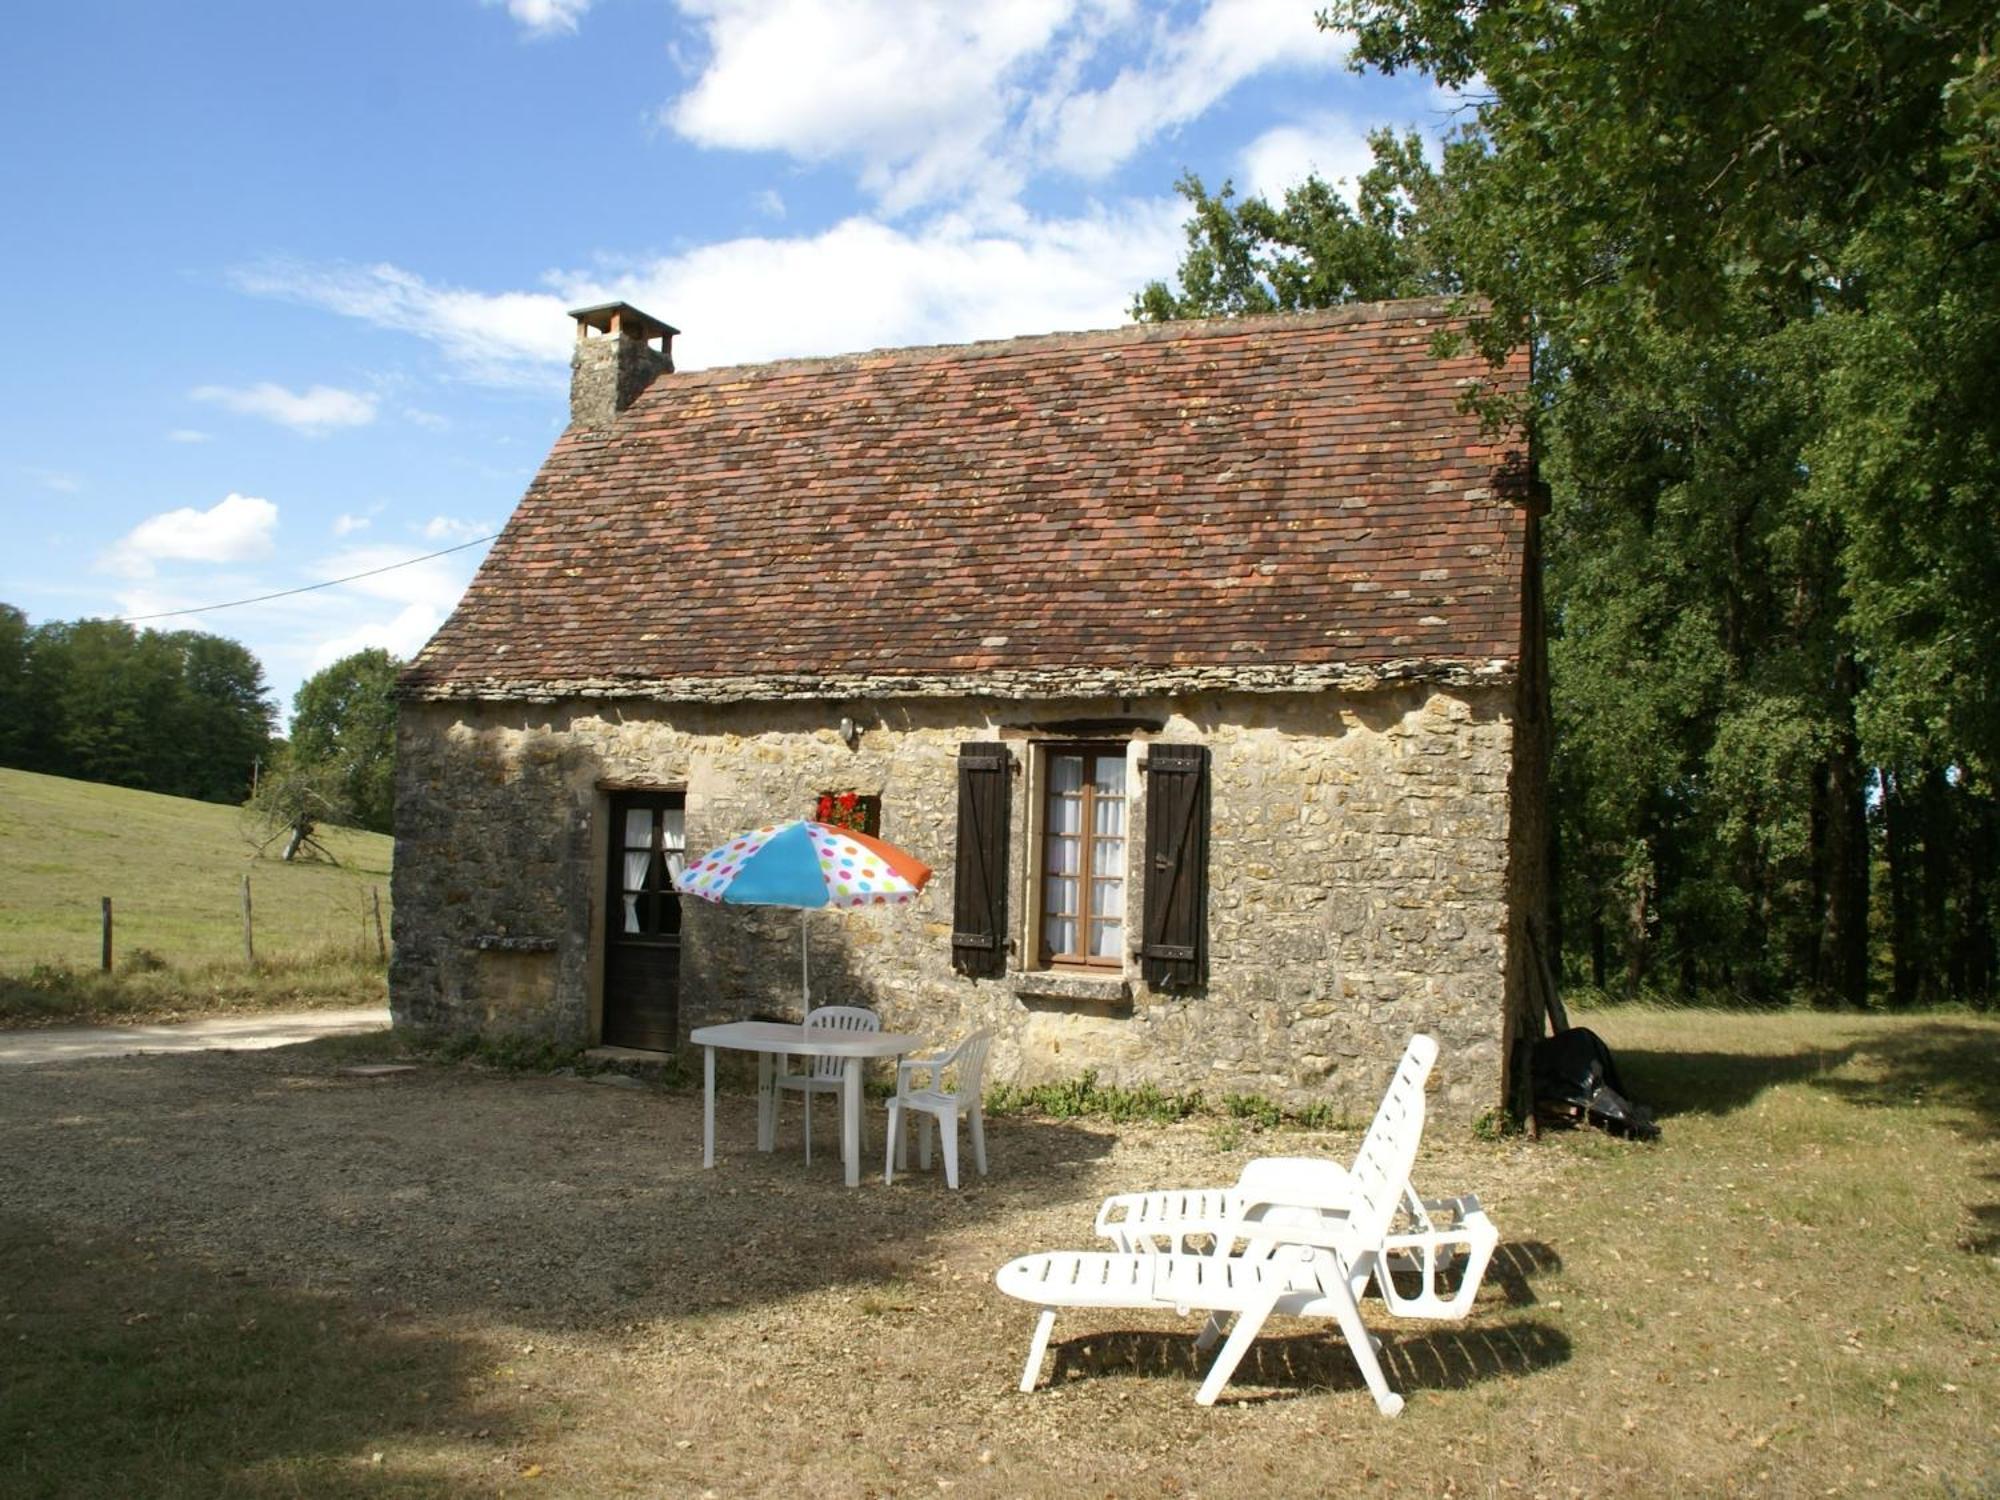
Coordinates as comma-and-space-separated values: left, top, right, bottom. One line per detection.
467, 934, 559, 953
1010, 971, 1132, 1010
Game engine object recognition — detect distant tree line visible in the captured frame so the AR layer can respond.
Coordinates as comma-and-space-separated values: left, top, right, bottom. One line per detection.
0, 603, 401, 837
0, 604, 275, 805
1138, 2, 1998, 1008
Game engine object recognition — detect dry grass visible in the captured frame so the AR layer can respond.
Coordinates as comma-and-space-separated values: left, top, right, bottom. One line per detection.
0, 766, 392, 970
1, 1007, 1994, 1498
0, 766, 391, 1024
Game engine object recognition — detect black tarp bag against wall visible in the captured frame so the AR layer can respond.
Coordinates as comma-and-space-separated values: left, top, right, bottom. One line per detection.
1531, 1027, 1660, 1140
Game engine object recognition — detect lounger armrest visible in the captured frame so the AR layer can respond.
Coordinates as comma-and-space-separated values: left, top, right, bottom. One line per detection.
1377, 1196, 1499, 1320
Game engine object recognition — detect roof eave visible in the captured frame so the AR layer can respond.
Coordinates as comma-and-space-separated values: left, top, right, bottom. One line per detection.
396, 658, 1521, 706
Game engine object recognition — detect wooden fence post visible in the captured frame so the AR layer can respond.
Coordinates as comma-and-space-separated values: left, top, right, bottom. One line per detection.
371, 885, 387, 962
241, 874, 255, 965
101, 897, 112, 972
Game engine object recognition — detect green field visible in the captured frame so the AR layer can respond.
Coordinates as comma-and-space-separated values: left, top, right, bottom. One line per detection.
0, 767, 391, 1019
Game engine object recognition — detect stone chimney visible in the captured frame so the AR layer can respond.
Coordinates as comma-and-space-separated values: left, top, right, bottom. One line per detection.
568, 303, 677, 428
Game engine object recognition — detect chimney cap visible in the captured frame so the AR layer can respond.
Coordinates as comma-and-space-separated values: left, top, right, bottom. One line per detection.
569, 302, 679, 342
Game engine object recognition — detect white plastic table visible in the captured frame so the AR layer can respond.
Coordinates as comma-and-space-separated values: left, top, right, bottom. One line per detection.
691, 1020, 926, 1187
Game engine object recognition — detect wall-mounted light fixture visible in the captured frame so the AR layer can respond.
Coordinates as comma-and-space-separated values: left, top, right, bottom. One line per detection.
838, 715, 860, 749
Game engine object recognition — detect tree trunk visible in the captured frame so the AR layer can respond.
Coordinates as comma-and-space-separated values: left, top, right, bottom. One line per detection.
1622, 840, 1651, 997
1884, 769, 1918, 1009
1955, 787, 1997, 1007
1816, 655, 1870, 1008
1920, 770, 1951, 1006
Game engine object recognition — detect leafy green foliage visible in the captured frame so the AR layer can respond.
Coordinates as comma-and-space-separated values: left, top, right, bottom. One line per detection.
1140, 1, 1999, 1005
0, 608, 275, 805
984, 1068, 1205, 1122
985, 1070, 1349, 1129
286, 648, 401, 834
1131, 132, 1456, 322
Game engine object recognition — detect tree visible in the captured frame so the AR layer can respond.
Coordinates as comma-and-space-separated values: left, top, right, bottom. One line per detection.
1131, 133, 1456, 322
0, 605, 36, 769
1327, 0, 2000, 1006
0, 606, 275, 805
164, 632, 280, 804
288, 649, 400, 835
1137, 2, 1999, 1004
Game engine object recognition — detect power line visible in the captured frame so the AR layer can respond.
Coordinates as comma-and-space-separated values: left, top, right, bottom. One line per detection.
118, 533, 498, 622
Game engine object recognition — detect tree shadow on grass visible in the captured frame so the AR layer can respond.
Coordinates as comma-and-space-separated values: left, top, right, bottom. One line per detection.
1964, 1175, 1999, 1256
0, 1047, 1119, 1341
1608, 1044, 1858, 1120
0, 1215, 508, 1500
1806, 1021, 2000, 1140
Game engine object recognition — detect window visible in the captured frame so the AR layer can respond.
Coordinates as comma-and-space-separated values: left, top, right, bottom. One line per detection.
1039, 745, 1127, 967
949, 739, 1209, 992
615, 799, 685, 937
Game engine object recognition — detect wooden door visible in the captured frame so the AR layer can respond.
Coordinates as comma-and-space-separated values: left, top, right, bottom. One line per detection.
603, 792, 683, 1050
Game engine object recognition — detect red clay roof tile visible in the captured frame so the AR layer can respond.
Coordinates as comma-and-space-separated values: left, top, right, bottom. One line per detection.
404, 299, 1531, 702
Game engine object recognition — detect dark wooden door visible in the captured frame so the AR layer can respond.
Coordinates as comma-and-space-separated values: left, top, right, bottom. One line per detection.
603, 792, 683, 1050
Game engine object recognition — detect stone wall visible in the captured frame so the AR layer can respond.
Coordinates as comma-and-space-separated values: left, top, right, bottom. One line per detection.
392, 685, 1525, 1125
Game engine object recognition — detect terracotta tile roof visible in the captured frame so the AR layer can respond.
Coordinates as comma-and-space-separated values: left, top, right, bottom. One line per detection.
403, 299, 1533, 702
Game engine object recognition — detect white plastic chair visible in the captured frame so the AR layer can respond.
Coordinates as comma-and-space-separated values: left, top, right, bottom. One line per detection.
774, 1005, 879, 1165
883, 1030, 992, 1189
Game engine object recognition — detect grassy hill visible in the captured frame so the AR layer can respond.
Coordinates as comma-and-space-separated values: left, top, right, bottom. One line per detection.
0, 767, 392, 1020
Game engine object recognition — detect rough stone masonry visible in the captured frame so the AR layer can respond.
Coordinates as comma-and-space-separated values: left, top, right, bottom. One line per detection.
391, 683, 1522, 1124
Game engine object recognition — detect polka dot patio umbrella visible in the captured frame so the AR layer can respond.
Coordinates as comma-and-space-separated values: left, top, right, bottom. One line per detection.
674, 820, 934, 1006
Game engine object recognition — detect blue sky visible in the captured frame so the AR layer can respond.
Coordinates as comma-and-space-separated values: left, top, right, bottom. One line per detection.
0, 0, 1451, 723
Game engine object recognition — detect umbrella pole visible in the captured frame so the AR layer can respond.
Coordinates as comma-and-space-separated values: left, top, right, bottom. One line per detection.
801, 911, 810, 1012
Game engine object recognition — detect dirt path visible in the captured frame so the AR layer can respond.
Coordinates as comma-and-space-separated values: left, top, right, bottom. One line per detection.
0, 1005, 389, 1065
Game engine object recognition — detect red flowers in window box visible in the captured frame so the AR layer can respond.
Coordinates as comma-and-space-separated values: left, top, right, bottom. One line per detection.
814, 791, 880, 835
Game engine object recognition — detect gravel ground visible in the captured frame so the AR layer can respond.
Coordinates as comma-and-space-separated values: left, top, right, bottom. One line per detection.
2, 1041, 1559, 1496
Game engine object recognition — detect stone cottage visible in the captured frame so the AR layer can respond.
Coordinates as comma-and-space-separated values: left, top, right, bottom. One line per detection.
391, 298, 1551, 1124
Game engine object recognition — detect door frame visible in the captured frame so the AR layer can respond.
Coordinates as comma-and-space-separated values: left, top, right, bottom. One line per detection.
598, 786, 686, 1050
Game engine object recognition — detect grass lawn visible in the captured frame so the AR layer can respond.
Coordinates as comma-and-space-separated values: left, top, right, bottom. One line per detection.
1, 1005, 1994, 1497
0, 767, 390, 1022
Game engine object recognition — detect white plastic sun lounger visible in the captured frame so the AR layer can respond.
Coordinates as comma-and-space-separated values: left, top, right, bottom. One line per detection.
997, 1034, 1496, 1407
1093, 1038, 1497, 1319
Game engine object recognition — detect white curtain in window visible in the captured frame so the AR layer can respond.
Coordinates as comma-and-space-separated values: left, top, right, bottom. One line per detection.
661, 806, 686, 884
623, 809, 654, 934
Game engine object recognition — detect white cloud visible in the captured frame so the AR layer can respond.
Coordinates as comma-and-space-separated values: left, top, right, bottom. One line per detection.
314, 541, 490, 610
1239, 115, 1377, 204
165, 428, 212, 444
403, 407, 449, 430
753, 188, 786, 220
24, 468, 82, 494
488, 0, 591, 37
231, 260, 573, 387
104, 493, 279, 578
235, 199, 1184, 385
662, 0, 1340, 214
421, 516, 493, 543
310, 603, 450, 671
332, 513, 372, 537
191, 381, 378, 435
1045, 1, 1346, 179
668, 0, 1078, 212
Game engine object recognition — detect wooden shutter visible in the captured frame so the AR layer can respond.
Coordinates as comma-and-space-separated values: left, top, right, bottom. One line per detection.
952, 742, 1012, 977
1141, 743, 1210, 991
